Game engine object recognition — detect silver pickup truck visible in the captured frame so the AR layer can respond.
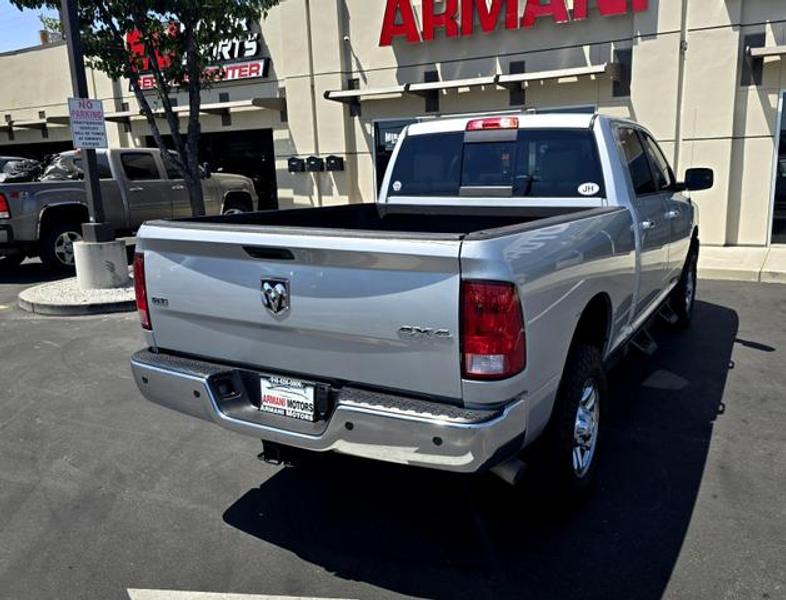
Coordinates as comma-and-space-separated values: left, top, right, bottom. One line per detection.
130, 114, 713, 499
0, 148, 257, 271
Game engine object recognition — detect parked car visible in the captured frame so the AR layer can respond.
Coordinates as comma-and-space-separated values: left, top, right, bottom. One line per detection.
0, 148, 258, 271
130, 114, 713, 499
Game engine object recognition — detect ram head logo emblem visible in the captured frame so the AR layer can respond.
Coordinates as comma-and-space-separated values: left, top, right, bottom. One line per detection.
261, 278, 290, 317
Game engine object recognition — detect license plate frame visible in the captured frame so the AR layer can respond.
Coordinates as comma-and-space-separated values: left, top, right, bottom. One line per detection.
259, 374, 317, 422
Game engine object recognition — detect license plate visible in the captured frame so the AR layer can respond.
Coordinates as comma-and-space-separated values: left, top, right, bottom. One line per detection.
259, 374, 316, 422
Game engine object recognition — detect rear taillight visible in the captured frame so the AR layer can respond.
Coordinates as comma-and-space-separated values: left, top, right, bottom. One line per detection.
0, 193, 10, 219
461, 281, 526, 380
133, 253, 151, 330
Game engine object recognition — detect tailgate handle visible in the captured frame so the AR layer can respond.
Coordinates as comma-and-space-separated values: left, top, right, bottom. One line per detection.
244, 246, 295, 261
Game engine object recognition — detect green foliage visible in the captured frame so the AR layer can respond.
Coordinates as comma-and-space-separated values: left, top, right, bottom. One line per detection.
12, 0, 280, 215
38, 13, 62, 34
15, 1, 280, 88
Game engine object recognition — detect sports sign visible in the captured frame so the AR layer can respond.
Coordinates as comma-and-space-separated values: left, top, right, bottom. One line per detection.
127, 22, 270, 89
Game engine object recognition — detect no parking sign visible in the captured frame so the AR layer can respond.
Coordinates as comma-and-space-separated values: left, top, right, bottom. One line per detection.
68, 97, 108, 149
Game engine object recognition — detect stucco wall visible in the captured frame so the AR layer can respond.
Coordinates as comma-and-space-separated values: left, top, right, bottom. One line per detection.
1, 0, 786, 247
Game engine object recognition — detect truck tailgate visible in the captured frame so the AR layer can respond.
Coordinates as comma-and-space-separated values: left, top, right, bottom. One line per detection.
138, 223, 464, 400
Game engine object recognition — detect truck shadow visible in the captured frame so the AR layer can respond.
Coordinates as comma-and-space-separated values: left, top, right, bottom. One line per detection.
0, 260, 66, 285
223, 300, 738, 600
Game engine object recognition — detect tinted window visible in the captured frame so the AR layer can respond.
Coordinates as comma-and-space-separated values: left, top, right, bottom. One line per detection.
641, 134, 674, 191
387, 132, 463, 196
462, 142, 516, 187
514, 129, 605, 197
616, 127, 656, 195
74, 154, 113, 179
121, 153, 160, 180
163, 152, 181, 179
389, 129, 605, 199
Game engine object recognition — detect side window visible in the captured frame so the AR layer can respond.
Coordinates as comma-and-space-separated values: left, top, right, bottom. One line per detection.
616, 127, 656, 196
121, 153, 160, 181
641, 133, 675, 191
163, 152, 181, 179
73, 154, 113, 179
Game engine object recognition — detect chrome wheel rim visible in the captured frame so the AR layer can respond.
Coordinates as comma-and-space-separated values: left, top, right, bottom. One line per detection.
54, 231, 82, 266
685, 263, 696, 312
572, 379, 600, 478
222, 208, 244, 216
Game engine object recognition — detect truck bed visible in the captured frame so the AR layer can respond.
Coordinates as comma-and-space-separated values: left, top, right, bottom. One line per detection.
136, 202, 614, 402
165, 203, 595, 239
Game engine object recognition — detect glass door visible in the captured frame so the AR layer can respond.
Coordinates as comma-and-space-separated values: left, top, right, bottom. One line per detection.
771, 92, 786, 244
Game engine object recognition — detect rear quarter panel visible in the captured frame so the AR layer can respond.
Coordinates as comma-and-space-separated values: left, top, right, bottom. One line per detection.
460, 207, 636, 441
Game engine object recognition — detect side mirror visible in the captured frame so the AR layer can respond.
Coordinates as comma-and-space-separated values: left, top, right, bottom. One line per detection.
683, 167, 714, 192
200, 162, 212, 179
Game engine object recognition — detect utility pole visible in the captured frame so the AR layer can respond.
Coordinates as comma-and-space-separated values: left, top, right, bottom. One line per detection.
60, 0, 114, 243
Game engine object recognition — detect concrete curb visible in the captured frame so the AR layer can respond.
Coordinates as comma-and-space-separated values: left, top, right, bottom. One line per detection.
18, 278, 136, 317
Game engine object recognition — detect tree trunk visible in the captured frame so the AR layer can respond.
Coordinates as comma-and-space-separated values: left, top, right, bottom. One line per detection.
185, 173, 206, 217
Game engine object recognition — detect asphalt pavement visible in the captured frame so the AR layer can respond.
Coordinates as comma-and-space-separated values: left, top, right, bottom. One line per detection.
0, 260, 784, 600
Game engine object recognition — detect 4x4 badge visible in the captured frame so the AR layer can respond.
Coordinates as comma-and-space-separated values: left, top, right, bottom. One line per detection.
261, 278, 290, 316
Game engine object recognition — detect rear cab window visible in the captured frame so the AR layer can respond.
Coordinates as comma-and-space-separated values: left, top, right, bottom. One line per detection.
387, 127, 606, 200
74, 154, 113, 179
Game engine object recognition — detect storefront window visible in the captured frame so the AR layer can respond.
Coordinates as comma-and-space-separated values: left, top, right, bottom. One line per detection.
374, 120, 417, 194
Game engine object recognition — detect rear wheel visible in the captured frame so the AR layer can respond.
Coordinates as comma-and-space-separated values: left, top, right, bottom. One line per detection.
535, 343, 606, 502
40, 222, 83, 272
222, 196, 253, 216
670, 244, 698, 329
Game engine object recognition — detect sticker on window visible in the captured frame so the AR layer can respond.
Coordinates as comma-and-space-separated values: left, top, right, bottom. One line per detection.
578, 182, 601, 196
392, 181, 402, 192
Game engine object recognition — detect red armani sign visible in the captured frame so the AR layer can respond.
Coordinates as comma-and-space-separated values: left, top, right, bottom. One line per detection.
379, 0, 648, 46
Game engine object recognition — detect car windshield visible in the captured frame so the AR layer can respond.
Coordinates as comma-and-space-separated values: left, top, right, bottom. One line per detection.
387, 128, 606, 199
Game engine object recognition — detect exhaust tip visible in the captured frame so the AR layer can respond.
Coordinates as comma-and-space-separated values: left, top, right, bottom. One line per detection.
491, 457, 527, 486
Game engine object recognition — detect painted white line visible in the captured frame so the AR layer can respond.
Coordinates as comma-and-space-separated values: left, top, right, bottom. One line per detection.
127, 590, 356, 600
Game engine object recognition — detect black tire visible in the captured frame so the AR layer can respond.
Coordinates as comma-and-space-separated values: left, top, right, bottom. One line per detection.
536, 343, 606, 502
222, 197, 252, 215
39, 222, 83, 273
0, 253, 24, 273
670, 244, 698, 329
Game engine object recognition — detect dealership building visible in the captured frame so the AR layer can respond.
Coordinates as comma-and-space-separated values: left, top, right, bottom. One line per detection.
2, 0, 786, 272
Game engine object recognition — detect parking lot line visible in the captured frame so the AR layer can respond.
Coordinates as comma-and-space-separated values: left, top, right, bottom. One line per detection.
127, 590, 356, 600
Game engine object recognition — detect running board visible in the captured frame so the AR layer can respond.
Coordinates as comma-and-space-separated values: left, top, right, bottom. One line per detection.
631, 327, 658, 356
658, 302, 679, 325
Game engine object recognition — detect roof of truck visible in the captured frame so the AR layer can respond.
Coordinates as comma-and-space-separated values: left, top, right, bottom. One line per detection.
407, 113, 599, 136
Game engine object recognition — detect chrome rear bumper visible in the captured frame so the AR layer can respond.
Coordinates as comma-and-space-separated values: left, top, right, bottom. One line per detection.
130, 350, 527, 473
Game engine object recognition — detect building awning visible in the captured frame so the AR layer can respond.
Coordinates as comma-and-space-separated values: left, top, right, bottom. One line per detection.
325, 63, 621, 105
325, 85, 408, 104
497, 63, 621, 89
407, 75, 498, 95
10, 118, 49, 130
151, 97, 286, 118
748, 45, 786, 59
104, 110, 135, 124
